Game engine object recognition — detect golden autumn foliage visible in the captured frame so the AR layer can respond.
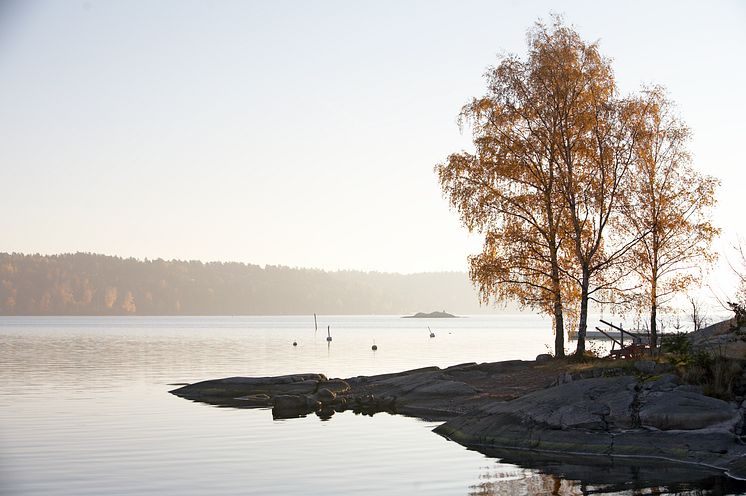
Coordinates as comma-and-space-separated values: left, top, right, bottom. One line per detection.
435, 21, 581, 357
526, 21, 647, 355
621, 87, 719, 347
437, 17, 718, 356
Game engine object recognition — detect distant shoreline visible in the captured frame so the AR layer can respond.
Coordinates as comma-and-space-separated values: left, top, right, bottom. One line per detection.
0, 312, 511, 318
0, 252, 515, 316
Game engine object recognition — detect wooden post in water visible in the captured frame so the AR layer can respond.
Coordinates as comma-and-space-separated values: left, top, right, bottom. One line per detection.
314, 313, 318, 332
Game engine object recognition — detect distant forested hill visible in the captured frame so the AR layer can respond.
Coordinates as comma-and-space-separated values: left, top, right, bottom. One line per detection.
0, 253, 518, 315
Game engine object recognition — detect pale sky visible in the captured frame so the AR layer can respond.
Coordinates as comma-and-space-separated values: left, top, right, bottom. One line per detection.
1, 1, 745, 285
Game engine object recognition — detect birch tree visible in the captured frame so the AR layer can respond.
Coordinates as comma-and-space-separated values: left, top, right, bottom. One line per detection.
437, 18, 715, 357
623, 88, 719, 347
519, 20, 646, 355
436, 23, 577, 357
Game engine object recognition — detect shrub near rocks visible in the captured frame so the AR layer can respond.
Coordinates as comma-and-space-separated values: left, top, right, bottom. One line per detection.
661, 332, 692, 364
729, 302, 746, 330
660, 334, 746, 400
680, 355, 745, 401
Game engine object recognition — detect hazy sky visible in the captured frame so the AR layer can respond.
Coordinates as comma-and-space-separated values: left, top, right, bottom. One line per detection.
1, 1, 745, 281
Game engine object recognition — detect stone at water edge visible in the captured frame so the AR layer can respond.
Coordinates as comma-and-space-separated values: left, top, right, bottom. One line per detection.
434, 374, 746, 474
317, 388, 337, 402
272, 395, 321, 419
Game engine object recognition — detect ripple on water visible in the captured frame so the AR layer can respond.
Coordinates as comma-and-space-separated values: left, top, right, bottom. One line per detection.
1, 315, 743, 495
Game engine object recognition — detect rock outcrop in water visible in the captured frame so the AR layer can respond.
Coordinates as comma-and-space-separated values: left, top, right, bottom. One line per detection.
171, 360, 561, 420
170, 358, 746, 479
434, 374, 746, 478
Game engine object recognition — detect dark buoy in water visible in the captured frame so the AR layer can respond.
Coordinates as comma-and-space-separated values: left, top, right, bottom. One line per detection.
372, 339, 377, 351
428, 326, 435, 338
326, 325, 332, 342
292, 341, 298, 346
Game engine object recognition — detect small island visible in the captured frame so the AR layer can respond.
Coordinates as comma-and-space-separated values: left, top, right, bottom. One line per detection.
403, 310, 458, 319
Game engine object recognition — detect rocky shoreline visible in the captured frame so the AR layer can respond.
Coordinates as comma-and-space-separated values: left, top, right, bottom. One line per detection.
170, 357, 746, 480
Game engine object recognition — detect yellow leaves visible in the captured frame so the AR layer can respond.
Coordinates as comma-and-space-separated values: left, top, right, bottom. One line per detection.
437, 16, 719, 354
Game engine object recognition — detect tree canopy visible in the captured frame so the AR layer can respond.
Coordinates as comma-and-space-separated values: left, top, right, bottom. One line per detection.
437, 18, 718, 356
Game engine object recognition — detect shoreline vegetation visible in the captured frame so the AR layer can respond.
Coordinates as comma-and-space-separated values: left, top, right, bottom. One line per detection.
0, 252, 524, 316
172, 316, 746, 480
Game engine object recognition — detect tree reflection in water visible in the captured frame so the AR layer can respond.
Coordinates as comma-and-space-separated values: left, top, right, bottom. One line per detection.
464, 449, 746, 495
468, 465, 582, 495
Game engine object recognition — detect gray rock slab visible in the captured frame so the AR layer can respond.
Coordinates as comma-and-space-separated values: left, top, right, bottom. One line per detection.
639, 390, 739, 431
435, 375, 746, 478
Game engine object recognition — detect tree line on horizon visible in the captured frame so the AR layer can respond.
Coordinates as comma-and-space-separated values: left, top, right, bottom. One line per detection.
0, 252, 509, 316
437, 18, 720, 357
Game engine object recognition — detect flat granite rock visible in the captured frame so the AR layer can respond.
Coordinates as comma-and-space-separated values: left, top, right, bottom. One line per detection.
170, 360, 746, 479
434, 374, 746, 479
639, 389, 740, 431
171, 374, 327, 402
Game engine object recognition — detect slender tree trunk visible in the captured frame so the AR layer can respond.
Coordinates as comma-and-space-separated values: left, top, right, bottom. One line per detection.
650, 243, 659, 353
550, 260, 565, 357
575, 267, 590, 356
544, 176, 564, 358
650, 280, 658, 351
553, 293, 565, 358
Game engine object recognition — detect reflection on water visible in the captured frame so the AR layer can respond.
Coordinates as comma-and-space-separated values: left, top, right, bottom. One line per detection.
1, 316, 743, 495
469, 467, 577, 496
467, 446, 746, 495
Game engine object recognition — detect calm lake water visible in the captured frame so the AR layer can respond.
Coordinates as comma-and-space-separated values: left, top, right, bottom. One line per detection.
1, 315, 744, 495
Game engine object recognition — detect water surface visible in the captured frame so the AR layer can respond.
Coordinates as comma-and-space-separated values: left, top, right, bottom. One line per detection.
1, 315, 742, 495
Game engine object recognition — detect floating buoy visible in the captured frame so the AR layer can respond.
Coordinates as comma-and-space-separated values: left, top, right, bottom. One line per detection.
326, 325, 332, 342
292, 341, 297, 347
372, 339, 377, 351
428, 326, 435, 338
